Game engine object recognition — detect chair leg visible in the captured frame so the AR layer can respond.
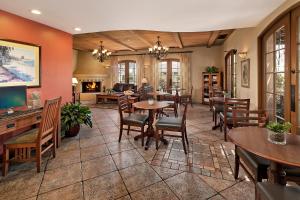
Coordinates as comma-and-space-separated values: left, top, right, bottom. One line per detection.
234, 152, 240, 179
141, 126, 145, 146
36, 148, 41, 173
119, 124, 123, 142
127, 125, 130, 135
224, 126, 227, 141
2, 145, 9, 176
181, 131, 187, 154
174, 105, 178, 118
184, 127, 189, 146
155, 129, 159, 150
212, 110, 215, 122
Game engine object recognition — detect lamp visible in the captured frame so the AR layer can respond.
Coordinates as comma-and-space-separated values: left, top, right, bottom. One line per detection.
92, 41, 112, 62
148, 36, 169, 60
141, 78, 148, 84
238, 51, 247, 59
72, 77, 78, 86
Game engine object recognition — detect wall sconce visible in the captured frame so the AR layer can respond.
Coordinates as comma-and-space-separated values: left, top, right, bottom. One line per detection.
238, 51, 247, 59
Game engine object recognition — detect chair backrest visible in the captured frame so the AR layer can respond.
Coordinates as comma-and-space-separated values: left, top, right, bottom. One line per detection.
224, 98, 250, 122
118, 95, 129, 121
232, 110, 269, 128
212, 90, 224, 97
160, 94, 176, 102
38, 97, 62, 145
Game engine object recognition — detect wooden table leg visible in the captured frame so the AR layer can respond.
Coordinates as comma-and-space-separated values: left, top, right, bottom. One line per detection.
268, 162, 286, 185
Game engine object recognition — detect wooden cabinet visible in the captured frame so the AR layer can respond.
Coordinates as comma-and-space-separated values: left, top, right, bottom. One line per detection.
202, 72, 223, 104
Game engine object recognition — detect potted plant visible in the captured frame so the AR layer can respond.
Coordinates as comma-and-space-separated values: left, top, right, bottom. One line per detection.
61, 103, 93, 137
266, 121, 291, 145
206, 66, 218, 73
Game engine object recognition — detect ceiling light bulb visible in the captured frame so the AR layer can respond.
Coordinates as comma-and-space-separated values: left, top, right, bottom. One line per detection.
74, 27, 81, 31
92, 49, 98, 55
31, 9, 41, 15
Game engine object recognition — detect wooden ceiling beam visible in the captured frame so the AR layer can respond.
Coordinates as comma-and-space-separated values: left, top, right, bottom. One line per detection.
173, 33, 184, 48
207, 31, 220, 48
129, 30, 153, 47
100, 33, 136, 51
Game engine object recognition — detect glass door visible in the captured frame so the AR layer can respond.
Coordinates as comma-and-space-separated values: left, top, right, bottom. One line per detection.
262, 14, 291, 124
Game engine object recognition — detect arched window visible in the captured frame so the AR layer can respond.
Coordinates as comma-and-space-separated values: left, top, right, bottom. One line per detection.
224, 49, 237, 97
158, 59, 180, 90
118, 60, 136, 85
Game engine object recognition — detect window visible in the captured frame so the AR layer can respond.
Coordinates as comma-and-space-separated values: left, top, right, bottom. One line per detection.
118, 60, 136, 84
158, 59, 180, 90
225, 50, 237, 97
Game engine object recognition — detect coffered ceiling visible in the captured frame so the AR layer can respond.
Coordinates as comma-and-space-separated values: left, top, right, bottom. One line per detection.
73, 29, 234, 52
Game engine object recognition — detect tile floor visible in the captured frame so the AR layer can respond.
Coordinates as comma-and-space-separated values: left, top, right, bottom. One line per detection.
0, 104, 255, 200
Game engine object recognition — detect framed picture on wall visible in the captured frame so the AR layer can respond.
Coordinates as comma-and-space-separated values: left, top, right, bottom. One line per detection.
0, 39, 41, 87
241, 59, 250, 88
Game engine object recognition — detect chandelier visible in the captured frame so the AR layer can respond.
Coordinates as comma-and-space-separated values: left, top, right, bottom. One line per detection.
92, 41, 112, 62
148, 36, 169, 60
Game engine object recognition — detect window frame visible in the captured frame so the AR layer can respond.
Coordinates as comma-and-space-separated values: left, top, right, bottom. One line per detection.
118, 60, 137, 84
158, 59, 181, 90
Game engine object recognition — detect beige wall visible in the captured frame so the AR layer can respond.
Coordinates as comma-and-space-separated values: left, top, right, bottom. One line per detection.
223, 0, 300, 108
74, 46, 223, 103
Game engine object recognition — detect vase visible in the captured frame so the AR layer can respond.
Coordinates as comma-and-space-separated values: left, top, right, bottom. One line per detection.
65, 124, 80, 137
267, 130, 286, 145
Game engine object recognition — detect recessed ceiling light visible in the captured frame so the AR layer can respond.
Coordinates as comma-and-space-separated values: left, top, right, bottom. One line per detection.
74, 27, 82, 32
31, 9, 41, 15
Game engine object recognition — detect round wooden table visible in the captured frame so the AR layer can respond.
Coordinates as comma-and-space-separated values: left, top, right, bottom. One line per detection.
228, 127, 300, 185
133, 100, 169, 150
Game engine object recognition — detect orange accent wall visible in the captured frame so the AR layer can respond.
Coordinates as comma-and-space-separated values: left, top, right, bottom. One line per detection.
0, 10, 72, 104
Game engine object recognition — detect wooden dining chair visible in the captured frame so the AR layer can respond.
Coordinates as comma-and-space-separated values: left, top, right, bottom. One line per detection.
284, 166, 300, 185
155, 97, 189, 154
231, 109, 270, 183
256, 182, 300, 200
219, 98, 250, 141
2, 97, 61, 176
180, 86, 193, 107
159, 94, 178, 117
211, 90, 224, 126
118, 95, 148, 146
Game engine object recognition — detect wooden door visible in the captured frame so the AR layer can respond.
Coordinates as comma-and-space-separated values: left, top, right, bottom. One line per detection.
262, 14, 291, 125
291, 7, 300, 133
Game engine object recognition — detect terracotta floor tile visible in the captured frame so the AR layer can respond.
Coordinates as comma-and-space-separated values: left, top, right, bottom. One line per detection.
199, 175, 235, 192
79, 135, 105, 148
112, 149, 145, 169
40, 163, 82, 194
165, 172, 217, 200
80, 143, 110, 161
108, 140, 135, 154
119, 163, 162, 193
152, 166, 183, 180
82, 155, 117, 180
46, 149, 80, 170
130, 181, 178, 200
83, 171, 128, 200
38, 182, 83, 200
220, 180, 255, 200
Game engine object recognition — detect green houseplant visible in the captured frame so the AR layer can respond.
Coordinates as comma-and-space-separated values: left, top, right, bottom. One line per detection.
266, 121, 291, 145
61, 103, 92, 137
206, 66, 218, 73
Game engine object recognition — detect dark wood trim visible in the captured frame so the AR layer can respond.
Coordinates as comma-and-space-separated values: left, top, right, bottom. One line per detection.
207, 31, 220, 48
224, 49, 237, 93
173, 33, 184, 48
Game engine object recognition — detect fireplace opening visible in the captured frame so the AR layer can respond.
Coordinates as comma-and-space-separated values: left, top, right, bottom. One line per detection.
82, 81, 101, 93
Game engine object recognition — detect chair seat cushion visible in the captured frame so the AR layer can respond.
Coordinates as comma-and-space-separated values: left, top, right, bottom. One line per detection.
123, 114, 148, 125
236, 146, 270, 170
5, 128, 38, 145
257, 182, 300, 200
285, 166, 300, 177
156, 117, 182, 129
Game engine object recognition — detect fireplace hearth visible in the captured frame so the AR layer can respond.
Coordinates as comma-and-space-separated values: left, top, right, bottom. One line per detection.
82, 81, 101, 93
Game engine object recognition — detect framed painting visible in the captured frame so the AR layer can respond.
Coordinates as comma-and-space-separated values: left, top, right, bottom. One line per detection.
0, 39, 41, 87
241, 59, 250, 88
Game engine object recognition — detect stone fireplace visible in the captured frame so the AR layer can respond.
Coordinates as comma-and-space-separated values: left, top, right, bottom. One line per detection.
81, 81, 101, 93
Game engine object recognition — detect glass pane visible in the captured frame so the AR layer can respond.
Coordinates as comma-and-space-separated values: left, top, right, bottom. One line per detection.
275, 95, 284, 120
275, 26, 285, 50
128, 62, 136, 84
266, 73, 273, 93
118, 63, 126, 83
275, 73, 284, 94
172, 61, 180, 89
266, 53, 274, 72
159, 61, 168, 90
266, 93, 274, 121
266, 34, 274, 53
275, 49, 285, 72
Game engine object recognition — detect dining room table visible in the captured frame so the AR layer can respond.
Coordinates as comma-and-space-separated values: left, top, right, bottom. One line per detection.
228, 126, 300, 185
132, 100, 170, 150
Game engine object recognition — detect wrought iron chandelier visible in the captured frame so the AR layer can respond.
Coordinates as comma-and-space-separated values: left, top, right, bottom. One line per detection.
148, 36, 169, 60
92, 41, 112, 62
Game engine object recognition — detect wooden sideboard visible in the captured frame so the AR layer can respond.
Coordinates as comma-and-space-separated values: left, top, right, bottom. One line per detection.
0, 108, 61, 154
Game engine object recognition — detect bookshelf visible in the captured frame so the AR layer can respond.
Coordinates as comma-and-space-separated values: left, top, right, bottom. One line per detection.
202, 72, 223, 104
